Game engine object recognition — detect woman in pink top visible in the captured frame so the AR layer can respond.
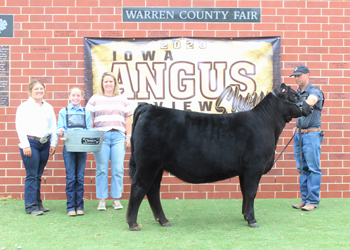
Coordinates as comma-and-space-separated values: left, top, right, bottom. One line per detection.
86, 72, 133, 211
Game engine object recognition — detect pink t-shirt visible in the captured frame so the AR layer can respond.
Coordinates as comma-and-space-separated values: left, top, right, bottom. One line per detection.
86, 93, 133, 134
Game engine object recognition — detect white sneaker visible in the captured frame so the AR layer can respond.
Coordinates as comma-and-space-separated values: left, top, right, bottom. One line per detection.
97, 200, 106, 211
113, 200, 123, 210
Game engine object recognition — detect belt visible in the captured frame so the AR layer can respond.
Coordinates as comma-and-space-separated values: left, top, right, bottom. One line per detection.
27, 135, 51, 143
108, 129, 118, 132
300, 128, 320, 134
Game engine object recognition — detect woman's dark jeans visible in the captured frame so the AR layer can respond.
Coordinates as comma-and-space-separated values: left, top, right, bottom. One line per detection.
20, 138, 50, 213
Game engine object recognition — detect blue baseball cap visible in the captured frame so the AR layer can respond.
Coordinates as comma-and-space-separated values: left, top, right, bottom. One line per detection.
290, 65, 310, 77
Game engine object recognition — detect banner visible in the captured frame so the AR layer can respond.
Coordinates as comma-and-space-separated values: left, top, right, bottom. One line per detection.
84, 37, 281, 114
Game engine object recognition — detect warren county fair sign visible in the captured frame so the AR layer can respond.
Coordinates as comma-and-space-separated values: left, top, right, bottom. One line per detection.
123, 8, 261, 23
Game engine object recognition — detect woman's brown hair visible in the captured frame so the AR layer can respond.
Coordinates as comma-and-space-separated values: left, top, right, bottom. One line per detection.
28, 80, 45, 96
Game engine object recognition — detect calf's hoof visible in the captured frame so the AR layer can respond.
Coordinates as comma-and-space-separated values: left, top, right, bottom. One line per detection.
249, 222, 259, 228
162, 222, 172, 227
129, 226, 141, 231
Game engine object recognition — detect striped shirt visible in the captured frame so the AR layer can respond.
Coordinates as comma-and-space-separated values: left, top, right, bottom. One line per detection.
86, 93, 133, 134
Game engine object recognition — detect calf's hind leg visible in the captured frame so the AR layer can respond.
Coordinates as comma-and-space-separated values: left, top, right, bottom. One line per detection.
126, 164, 162, 231
147, 170, 171, 227
126, 180, 147, 231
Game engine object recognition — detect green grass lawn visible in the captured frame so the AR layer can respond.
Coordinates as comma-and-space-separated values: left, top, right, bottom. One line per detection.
1, 198, 349, 249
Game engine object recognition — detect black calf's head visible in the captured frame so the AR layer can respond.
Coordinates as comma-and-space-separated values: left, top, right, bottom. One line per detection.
273, 83, 313, 118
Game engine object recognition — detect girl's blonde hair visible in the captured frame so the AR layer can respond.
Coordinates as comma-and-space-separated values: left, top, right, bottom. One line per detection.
28, 80, 45, 96
99, 71, 119, 96
69, 86, 84, 96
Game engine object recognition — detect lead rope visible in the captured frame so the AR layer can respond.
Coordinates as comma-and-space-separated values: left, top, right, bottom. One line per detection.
273, 134, 295, 166
298, 119, 303, 175
273, 118, 303, 169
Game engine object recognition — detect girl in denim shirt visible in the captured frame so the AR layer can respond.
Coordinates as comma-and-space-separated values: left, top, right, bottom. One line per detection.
57, 87, 92, 216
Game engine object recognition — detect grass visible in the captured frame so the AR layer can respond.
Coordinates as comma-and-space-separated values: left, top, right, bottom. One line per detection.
1, 197, 349, 249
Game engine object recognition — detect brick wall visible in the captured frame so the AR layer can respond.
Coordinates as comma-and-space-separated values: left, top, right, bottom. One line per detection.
1, 0, 349, 200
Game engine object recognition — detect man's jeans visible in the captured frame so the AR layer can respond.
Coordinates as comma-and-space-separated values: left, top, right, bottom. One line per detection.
63, 145, 87, 212
20, 138, 50, 213
93, 131, 125, 200
294, 129, 323, 206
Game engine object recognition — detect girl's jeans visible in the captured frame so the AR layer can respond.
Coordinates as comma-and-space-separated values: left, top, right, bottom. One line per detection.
63, 145, 87, 212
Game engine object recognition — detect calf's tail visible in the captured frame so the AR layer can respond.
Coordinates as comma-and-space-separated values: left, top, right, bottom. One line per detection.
129, 103, 151, 180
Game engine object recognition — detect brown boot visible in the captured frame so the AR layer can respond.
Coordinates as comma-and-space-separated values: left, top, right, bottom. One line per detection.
301, 205, 316, 211
67, 211, 76, 216
76, 210, 84, 216
292, 203, 305, 209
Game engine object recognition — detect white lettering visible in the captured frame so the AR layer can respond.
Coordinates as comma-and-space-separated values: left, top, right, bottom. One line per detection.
221, 11, 229, 19
196, 11, 204, 19
152, 11, 158, 19
136, 63, 166, 99
239, 12, 246, 19
126, 9, 259, 22
169, 62, 195, 99
144, 11, 151, 19
179, 11, 187, 19
167, 11, 174, 19
187, 11, 196, 19
198, 62, 226, 99
111, 63, 135, 99
251, 11, 258, 20
205, 11, 212, 19
136, 11, 143, 19
125, 10, 138, 19
229, 61, 256, 93
213, 11, 220, 19
174, 10, 235, 21
159, 11, 165, 19
233, 11, 259, 20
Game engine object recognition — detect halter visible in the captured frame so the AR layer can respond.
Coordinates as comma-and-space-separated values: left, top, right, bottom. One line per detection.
271, 90, 308, 115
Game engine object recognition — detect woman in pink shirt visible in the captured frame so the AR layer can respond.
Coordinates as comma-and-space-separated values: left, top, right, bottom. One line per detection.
86, 72, 133, 211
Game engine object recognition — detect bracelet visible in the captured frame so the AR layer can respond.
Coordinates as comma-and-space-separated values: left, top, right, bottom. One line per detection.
126, 135, 131, 139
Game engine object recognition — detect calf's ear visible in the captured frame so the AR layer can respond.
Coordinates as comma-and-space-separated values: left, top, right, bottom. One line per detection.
276, 83, 289, 99
279, 83, 288, 93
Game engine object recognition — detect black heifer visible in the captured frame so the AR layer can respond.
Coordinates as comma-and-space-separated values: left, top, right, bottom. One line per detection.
127, 83, 313, 231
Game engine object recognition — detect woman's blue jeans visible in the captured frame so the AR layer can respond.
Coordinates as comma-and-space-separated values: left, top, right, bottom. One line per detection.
294, 129, 323, 206
93, 131, 125, 200
20, 138, 50, 213
63, 145, 87, 212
